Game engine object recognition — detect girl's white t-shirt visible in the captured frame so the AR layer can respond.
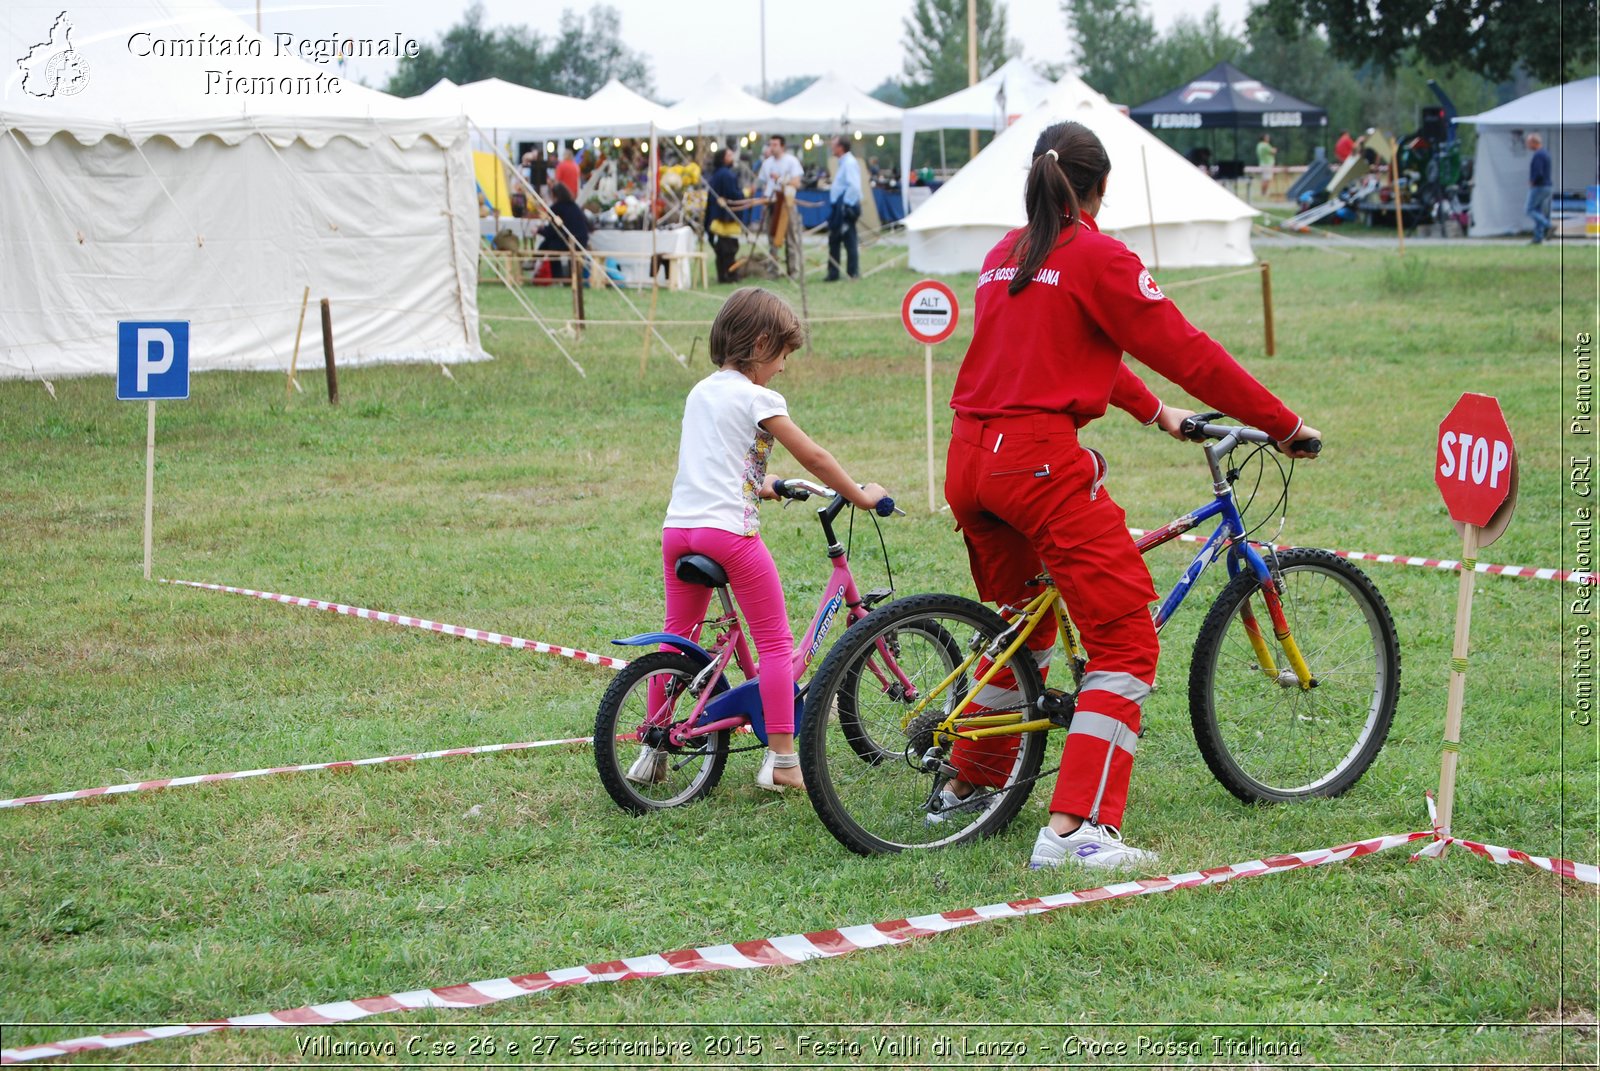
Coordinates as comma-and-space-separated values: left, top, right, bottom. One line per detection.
665, 369, 789, 536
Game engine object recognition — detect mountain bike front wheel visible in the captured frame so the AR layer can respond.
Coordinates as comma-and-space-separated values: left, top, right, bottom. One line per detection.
594, 651, 730, 814
1188, 548, 1401, 804
800, 593, 1046, 855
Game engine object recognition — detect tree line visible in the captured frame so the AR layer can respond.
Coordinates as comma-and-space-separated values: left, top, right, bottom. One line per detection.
386, 0, 1589, 167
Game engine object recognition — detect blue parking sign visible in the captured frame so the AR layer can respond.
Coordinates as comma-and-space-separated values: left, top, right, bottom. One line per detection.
117, 321, 189, 400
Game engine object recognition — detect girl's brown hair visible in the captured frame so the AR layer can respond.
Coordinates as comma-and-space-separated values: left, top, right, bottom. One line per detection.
708, 288, 806, 373
1007, 121, 1110, 296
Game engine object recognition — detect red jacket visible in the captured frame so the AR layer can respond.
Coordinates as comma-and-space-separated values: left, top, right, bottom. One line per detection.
554, 158, 580, 199
951, 214, 1300, 444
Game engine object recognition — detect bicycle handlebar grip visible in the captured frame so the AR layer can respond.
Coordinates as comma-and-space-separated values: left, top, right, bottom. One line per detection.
1295, 437, 1323, 456
1180, 412, 1226, 440
875, 496, 897, 517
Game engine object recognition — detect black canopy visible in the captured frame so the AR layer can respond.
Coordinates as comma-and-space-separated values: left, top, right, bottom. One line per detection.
1129, 62, 1328, 132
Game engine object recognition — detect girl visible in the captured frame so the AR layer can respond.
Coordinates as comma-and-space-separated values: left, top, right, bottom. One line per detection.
941, 121, 1321, 869
644, 288, 888, 791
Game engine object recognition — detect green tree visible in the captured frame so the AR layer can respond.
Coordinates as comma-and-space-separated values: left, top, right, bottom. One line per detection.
1062, 0, 1155, 104
1065, 0, 1246, 106
869, 78, 909, 106
384, 2, 654, 99
900, 0, 1017, 105
542, 7, 655, 98
1256, 0, 1596, 84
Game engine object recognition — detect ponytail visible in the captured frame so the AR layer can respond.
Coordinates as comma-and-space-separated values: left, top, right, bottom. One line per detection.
1007, 122, 1109, 296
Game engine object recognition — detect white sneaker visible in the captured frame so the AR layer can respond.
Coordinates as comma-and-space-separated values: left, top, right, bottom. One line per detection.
1029, 822, 1158, 871
624, 746, 667, 785
924, 786, 992, 825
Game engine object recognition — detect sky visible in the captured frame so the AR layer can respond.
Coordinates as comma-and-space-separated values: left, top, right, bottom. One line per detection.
216, 0, 1255, 101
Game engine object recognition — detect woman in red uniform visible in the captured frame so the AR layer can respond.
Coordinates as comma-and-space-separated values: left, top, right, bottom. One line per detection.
942, 121, 1321, 870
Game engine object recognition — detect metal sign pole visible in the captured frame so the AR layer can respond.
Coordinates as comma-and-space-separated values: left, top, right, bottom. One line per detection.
143, 400, 156, 581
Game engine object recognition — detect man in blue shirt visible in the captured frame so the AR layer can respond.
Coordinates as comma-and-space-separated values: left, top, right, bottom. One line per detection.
826, 135, 863, 281
1526, 133, 1553, 244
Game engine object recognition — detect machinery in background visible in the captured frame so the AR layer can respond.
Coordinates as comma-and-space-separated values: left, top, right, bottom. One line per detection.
1282, 81, 1471, 235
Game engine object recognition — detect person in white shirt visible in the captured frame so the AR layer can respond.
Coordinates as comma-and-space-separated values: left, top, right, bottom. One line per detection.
653, 289, 888, 790
758, 135, 804, 278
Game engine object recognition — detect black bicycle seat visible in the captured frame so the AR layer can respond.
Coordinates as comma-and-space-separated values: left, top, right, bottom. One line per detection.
674, 554, 728, 588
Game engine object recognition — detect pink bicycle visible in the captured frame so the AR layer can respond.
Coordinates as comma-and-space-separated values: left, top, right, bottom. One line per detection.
594, 478, 907, 813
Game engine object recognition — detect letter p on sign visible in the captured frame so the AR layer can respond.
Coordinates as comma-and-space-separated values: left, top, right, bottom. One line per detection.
117, 321, 190, 401
1435, 392, 1516, 536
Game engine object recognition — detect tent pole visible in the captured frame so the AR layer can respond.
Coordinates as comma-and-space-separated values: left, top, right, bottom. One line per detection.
649, 121, 658, 234
1140, 143, 1160, 270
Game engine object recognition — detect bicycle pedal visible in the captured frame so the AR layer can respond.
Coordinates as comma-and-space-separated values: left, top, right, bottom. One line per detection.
1035, 688, 1076, 728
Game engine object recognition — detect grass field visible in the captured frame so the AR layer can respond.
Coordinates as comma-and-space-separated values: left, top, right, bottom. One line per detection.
2, 235, 1596, 1067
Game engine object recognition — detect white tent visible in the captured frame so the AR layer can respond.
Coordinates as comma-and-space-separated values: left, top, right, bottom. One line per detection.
1458, 76, 1600, 237
1, 0, 482, 380
585, 78, 673, 137
768, 75, 903, 135
904, 74, 1258, 273
421, 77, 595, 140
898, 58, 1055, 208
660, 74, 779, 135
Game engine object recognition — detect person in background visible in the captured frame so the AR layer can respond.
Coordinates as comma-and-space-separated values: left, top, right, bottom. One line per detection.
554, 147, 581, 200
1525, 133, 1554, 244
825, 135, 862, 282
758, 135, 804, 278
940, 121, 1320, 870
649, 289, 889, 791
1333, 129, 1355, 163
1255, 133, 1278, 196
526, 147, 550, 200
539, 181, 590, 279
706, 147, 753, 283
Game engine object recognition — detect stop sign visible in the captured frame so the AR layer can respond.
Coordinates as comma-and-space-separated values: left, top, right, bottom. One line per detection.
1435, 393, 1515, 528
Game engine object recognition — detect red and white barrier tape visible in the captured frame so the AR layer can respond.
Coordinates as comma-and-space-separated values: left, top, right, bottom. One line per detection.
1411, 793, 1600, 884
0, 830, 1433, 1064
159, 580, 631, 669
1128, 528, 1587, 585
0, 737, 590, 811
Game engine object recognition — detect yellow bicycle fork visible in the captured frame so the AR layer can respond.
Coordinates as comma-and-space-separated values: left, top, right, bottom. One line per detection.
900, 567, 1312, 750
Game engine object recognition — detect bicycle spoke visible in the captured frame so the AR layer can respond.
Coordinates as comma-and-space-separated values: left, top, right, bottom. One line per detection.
803, 594, 1048, 853
1191, 551, 1399, 802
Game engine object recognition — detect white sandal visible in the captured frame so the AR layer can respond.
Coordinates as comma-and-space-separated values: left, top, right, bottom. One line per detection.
755, 749, 802, 792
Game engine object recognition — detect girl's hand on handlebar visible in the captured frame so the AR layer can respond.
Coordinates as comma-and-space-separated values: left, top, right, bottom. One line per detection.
1278, 424, 1323, 459
850, 482, 889, 511
760, 474, 783, 500
1155, 403, 1197, 442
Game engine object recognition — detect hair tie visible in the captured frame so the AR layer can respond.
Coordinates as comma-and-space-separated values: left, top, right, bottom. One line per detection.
1045, 149, 1059, 161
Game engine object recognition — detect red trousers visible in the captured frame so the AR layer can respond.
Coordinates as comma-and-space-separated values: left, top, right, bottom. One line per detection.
944, 413, 1158, 828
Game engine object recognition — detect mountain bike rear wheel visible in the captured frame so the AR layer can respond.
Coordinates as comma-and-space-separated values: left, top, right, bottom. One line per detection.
595, 651, 730, 814
1189, 549, 1400, 804
800, 593, 1046, 854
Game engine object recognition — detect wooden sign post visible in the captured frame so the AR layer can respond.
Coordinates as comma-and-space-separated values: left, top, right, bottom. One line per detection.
1431, 393, 1518, 841
117, 322, 190, 581
901, 280, 960, 513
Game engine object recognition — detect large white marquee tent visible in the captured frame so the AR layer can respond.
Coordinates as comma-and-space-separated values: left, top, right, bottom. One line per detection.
898, 58, 1055, 211
904, 73, 1258, 273
1458, 76, 1600, 237
768, 75, 903, 136
1, 0, 482, 381
659, 75, 779, 135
